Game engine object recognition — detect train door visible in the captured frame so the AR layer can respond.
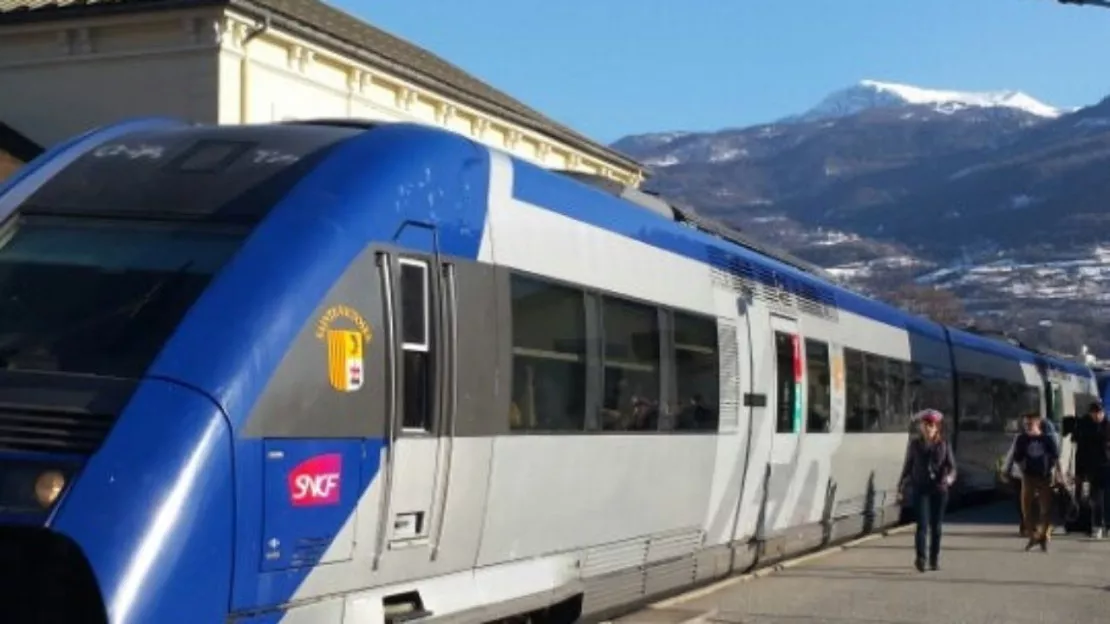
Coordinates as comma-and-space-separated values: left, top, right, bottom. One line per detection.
770, 315, 805, 445
1045, 380, 1064, 426
761, 315, 804, 533
372, 226, 457, 571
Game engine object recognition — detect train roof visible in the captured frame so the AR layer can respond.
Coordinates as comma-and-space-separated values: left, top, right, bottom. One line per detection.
529, 155, 1093, 377
14, 122, 365, 224
4, 117, 1093, 380
522, 160, 951, 340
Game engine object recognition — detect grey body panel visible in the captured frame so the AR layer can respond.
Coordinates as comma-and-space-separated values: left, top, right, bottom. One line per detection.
239, 247, 987, 623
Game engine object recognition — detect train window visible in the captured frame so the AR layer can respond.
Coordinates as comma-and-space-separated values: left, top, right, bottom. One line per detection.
957, 374, 992, 432
1023, 386, 1043, 416
508, 274, 587, 431
398, 259, 433, 431
774, 331, 799, 434
885, 360, 910, 432
0, 215, 245, 379
805, 339, 831, 433
863, 355, 886, 432
673, 312, 719, 432
990, 379, 1021, 432
600, 297, 661, 431
399, 260, 429, 350
844, 348, 866, 432
912, 364, 953, 420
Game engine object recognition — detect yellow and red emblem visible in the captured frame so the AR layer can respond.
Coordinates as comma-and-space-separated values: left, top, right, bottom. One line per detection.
315, 305, 373, 393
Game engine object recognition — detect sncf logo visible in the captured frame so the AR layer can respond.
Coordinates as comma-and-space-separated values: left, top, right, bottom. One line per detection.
288, 453, 342, 507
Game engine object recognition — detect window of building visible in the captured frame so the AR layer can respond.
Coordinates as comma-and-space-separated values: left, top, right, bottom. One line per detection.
509, 274, 587, 431
600, 296, 661, 431
673, 312, 719, 432
805, 339, 831, 433
399, 259, 433, 431
774, 331, 800, 434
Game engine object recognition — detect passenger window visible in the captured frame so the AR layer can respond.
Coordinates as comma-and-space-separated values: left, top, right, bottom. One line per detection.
844, 348, 866, 433
774, 331, 799, 434
862, 355, 886, 432
509, 274, 587, 431
400, 261, 429, 349
885, 360, 909, 432
600, 297, 661, 431
398, 259, 432, 431
674, 312, 719, 432
957, 374, 992, 432
804, 339, 831, 433
991, 379, 1019, 432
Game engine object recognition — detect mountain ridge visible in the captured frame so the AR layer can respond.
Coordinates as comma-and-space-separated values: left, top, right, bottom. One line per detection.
612, 80, 1110, 356
781, 79, 1064, 124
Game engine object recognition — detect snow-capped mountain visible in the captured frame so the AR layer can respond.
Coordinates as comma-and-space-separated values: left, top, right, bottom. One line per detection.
611, 82, 1110, 356
784, 79, 1063, 123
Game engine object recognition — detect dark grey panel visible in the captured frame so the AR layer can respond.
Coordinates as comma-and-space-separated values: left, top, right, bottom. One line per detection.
243, 247, 510, 439
242, 246, 386, 438
452, 260, 507, 437
476, 264, 513, 437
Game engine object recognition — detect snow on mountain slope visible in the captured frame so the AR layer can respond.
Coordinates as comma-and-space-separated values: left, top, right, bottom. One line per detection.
789, 79, 1063, 122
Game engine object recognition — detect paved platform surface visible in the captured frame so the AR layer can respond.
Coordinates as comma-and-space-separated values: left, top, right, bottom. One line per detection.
617, 504, 1110, 624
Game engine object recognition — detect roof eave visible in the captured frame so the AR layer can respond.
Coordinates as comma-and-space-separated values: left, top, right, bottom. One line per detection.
226, 0, 644, 174
0, 0, 646, 177
0, 0, 226, 25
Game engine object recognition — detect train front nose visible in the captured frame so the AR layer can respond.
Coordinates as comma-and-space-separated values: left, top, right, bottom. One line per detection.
0, 525, 108, 623
0, 413, 111, 622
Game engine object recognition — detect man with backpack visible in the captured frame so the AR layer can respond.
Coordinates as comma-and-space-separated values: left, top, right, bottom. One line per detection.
1003, 412, 1062, 551
1073, 401, 1110, 539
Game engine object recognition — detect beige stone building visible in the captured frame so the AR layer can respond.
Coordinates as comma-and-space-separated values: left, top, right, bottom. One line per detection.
0, 0, 645, 186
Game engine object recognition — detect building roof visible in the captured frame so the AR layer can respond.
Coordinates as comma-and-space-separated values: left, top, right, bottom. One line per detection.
0, 0, 644, 176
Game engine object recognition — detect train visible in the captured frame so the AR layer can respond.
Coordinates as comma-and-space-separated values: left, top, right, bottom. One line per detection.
0, 117, 1099, 623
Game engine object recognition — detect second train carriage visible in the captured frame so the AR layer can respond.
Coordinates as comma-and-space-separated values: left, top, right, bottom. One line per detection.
0, 118, 1098, 623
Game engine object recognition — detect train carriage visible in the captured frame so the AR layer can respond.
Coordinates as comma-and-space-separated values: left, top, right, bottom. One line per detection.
0, 118, 1097, 623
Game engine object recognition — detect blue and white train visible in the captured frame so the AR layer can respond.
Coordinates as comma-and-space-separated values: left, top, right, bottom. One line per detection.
0, 118, 1098, 623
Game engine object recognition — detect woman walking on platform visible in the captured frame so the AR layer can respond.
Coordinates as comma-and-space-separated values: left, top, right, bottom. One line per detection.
899, 409, 958, 572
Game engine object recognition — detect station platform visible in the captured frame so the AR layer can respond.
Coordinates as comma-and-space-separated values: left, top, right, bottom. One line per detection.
613, 503, 1110, 624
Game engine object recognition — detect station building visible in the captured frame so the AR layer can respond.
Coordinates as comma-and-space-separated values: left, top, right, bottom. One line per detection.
0, 0, 645, 186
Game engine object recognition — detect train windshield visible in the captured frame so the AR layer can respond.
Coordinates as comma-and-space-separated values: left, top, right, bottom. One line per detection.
0, 214, 245, 379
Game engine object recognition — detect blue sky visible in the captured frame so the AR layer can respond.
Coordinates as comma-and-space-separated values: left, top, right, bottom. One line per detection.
338, 0, 1110, 143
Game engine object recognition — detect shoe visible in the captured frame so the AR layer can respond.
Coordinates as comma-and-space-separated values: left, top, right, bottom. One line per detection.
1095, 529, 1105, 540
1040, 537, 1049, 552
914, 558, 925, 573
1024, 538, 1037, 551
929, 559, 938, 571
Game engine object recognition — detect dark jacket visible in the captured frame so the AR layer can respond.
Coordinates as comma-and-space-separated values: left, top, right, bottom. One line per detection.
1074, 416, 1110, 478
1005, 431, 1059, 479
900, 437, 957, 493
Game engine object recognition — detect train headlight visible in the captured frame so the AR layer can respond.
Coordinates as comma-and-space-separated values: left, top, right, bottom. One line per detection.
34, 470, 66, 508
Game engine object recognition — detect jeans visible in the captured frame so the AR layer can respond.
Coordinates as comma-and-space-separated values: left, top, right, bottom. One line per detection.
1020, 475, 1054, 542
1089, 468, 1110, 532
913, 487, 948, 564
